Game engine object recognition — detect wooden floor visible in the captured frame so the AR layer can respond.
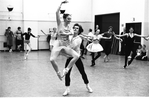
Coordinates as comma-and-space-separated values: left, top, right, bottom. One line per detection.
0, 51, 149, 97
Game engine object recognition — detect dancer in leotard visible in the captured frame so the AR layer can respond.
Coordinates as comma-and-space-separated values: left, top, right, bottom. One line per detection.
116, 27, 147, 68
50, 0, 80, 80
23, 28, 39, 59
103, 26, 122, 62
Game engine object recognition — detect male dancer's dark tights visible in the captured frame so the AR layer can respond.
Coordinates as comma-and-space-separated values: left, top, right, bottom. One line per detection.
124, 47, 136, 68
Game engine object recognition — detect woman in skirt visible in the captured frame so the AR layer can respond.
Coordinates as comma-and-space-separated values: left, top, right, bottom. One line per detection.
50, 0, 80, 80
86, 29, 111, 66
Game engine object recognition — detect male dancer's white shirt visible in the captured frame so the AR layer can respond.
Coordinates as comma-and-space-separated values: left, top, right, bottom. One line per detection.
70, 35, 82, 56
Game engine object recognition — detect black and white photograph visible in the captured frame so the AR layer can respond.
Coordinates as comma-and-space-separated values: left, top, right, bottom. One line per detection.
0, 0, 149, 98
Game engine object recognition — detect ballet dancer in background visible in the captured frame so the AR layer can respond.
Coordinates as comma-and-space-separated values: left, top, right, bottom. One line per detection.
23, 27, 39, 59
63, 23, 93, 96
50, 0, 80, 80
103, 26, 122, 62
49, 27, 58, 50
84, 29, 94, 55
41, 29, 52, 51
86, 29, 111, 66
116, 27, 147, 68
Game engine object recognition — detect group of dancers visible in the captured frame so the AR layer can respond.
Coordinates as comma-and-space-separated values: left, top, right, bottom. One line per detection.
46, 0, 149, 96
8, 0, 149, 96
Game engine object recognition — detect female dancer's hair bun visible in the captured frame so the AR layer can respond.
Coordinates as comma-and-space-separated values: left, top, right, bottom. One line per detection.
60, 10, 65, 14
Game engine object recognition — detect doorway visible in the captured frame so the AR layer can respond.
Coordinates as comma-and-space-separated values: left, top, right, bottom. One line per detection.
95, 13, 120, 54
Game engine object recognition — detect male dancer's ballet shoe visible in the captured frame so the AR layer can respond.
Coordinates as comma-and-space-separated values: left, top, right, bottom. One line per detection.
57, 71, 62, 81
86, 85, 93, 93
62, 68, 69, 78
63, 88, 70, 96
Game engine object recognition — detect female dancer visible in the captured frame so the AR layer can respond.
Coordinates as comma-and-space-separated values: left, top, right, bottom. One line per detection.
103, 26, 122, 62
116, 27, 147, 68
50, 0, 80, 80
50, 27, 57, 50
86, 29, 111, 66
23, 28, 39, 59
84, 29, 94, 55
63, 23, 93, 96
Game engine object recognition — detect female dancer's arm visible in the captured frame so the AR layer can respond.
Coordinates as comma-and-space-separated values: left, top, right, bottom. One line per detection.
115, 33, 128, 37
113, 32, 123, 41
56, 1, 71, 36
56, 0, 68, 26
56, 2, 63, 27
101, 36, 112, 40
134, 33, 148, 39
41, 30, 48, 36
31, 33, 40, 38
79, 34, 93, 42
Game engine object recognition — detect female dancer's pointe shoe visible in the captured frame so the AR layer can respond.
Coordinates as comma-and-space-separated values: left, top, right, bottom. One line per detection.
57, 72, 62, 81
62, 68, 69, 78
86, 85, 93, 93
63, 88, 70, 96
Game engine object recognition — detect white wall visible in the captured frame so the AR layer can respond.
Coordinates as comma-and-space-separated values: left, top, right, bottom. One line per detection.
1, 0, 149, 52
0, 0, 92, 50
143, 0, 149, 56
92, 0, 145, 32
0, 0, 23, 50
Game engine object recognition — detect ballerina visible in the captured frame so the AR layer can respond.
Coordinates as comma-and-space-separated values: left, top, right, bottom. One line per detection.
50, 0, 80, 80
86, 29, 111, 66
102, 26, 122, 62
